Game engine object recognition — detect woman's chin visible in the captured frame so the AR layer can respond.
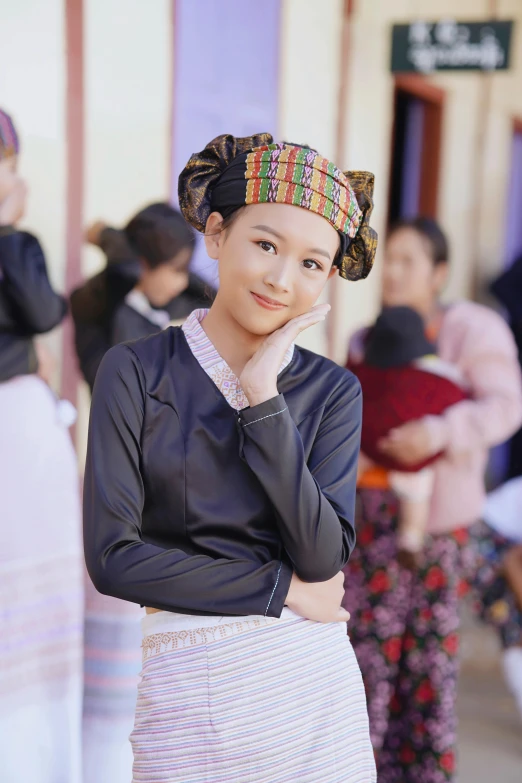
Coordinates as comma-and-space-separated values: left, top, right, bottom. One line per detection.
237, 308, 291, 336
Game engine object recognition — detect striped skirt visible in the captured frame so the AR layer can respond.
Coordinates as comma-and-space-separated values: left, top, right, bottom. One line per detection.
131, 610, 376, 782
82, 577, 143, 783
0, 376, 83, 783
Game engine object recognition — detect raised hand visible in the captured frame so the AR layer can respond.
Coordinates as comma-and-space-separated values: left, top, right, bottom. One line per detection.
0, 176, 27, 226
84, 220, 107, 247
239, 303, 330, 407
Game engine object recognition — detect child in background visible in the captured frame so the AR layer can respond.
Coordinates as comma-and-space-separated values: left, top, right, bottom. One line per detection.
71, 203, 213, 391
468, 478, 522, 722
110, 203, 196, 343
349, 306, 466, 565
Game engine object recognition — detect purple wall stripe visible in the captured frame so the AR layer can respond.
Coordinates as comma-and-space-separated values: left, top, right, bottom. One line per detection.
171, 0, 282, 284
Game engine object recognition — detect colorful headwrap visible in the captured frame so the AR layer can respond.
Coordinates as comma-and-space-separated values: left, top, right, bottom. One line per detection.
179, 133, 377, 281
0, 109, 20, 161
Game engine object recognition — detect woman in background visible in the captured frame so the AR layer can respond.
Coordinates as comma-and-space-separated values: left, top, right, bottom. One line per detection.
71, 203, 211, 392
343, 217, 522, 783
0, 108, 83, 783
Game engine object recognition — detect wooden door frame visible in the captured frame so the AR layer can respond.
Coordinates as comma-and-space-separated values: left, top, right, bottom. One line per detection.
387, 74, 445, 224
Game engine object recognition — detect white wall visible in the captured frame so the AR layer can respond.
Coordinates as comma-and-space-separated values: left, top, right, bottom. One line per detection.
83, 0, 172, 277
77, 0, 172, 461
278, 0, 344, 355
331, 0, 522, 362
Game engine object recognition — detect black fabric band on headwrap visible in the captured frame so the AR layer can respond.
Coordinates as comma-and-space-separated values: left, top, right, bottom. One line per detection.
209, 152, 251, 219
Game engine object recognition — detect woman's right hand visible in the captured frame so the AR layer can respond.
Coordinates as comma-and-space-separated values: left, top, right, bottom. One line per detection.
239, 304, 330, 407
285, 571, 350, 623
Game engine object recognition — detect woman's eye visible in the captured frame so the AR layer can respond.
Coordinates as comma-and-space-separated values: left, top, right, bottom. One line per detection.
258, 240, 276, 254
303, 259, 321, 270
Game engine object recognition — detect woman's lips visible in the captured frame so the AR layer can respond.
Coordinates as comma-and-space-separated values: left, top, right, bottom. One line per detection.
250, 292, 287, 311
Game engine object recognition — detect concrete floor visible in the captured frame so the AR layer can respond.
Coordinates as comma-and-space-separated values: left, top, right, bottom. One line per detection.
458, 667, 521, 782
457, 609, 521, 782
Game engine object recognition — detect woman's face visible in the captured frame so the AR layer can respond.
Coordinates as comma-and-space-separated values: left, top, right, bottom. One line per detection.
204, 202, 339, 335
0, 156, 18, 202
140, 247, 192, 308
381, 227, 447, 315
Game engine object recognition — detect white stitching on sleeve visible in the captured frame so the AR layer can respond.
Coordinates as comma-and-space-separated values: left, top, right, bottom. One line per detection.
242, 407, 288, 427
265, 562, 283, 616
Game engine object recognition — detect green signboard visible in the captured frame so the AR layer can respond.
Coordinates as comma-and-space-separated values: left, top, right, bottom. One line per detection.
391, 19, 513, 73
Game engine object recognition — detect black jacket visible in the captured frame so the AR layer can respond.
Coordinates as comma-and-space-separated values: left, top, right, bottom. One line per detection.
0, 230, 67, 382
84, 327, 362, 618
70, 228, 213, 391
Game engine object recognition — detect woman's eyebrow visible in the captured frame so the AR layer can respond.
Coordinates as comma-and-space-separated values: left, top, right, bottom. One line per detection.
308, 246, 331, 260
252, 224, 331, 260
252, 224, 284, 240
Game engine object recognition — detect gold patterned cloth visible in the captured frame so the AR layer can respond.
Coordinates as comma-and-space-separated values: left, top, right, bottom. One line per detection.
178, 133, 377, 281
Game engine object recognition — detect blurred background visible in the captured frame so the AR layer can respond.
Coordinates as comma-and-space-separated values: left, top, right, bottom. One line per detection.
3, 0, 522, 447
1, 0, 522, 780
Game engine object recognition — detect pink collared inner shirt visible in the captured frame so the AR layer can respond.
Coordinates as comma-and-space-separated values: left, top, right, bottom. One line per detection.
182, 308, 294, 412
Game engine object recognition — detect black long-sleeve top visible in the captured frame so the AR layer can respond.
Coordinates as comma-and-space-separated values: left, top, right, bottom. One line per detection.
83, 326, 362, 618
0, 229, 67, 382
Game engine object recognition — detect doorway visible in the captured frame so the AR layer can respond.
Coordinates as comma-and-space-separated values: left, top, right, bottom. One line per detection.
387, 75, 445, 226
504, 120, 522, 270
498, 120, 522, 482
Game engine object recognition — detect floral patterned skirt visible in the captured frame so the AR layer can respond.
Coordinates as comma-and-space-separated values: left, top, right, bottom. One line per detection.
343, 489, 473, 783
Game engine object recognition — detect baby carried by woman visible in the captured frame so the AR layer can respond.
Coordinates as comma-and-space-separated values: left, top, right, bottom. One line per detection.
349, 305, 467, 565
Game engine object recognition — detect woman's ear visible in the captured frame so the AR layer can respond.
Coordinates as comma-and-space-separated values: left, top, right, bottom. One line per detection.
203, 212, 225, 260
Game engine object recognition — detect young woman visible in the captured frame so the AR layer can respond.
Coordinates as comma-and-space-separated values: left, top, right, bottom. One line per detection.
84, 133, 378, 782
0, 108, 83, 782
343, 217, 522, 783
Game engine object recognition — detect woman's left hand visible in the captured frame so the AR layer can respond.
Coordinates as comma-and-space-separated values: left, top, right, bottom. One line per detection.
240, 304, 330, 407
377, 420, 434, 467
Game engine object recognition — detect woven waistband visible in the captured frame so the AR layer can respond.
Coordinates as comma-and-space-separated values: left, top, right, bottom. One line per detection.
142, 616, 280, 660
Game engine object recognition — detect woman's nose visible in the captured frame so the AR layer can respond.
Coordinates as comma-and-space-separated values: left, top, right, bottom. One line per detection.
264, 258, 291, 292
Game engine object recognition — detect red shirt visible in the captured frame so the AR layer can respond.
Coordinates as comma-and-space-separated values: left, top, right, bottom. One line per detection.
347, 360, 466, 472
